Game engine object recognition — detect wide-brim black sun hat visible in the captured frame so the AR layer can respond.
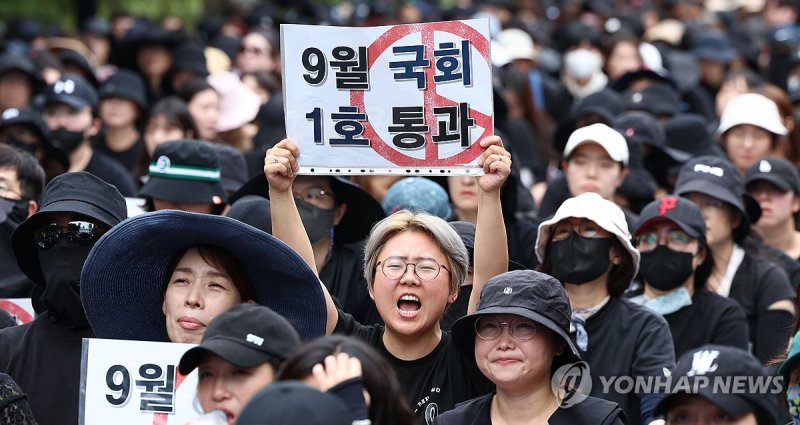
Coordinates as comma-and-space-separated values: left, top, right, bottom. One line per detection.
81, 210, 327, 341
229, 174, 385, 244
451, 270, 581, 367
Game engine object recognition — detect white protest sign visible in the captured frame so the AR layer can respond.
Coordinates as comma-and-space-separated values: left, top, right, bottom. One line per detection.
282, 19, 494, 175
0, 298, 34, 324
80, 338, 200, 425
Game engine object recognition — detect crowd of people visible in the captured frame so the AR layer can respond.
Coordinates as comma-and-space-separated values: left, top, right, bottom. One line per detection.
4, 0, 800, 424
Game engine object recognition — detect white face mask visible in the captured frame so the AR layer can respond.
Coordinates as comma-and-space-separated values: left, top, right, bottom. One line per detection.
789, 75, 800, 93
563, 49, 603, 80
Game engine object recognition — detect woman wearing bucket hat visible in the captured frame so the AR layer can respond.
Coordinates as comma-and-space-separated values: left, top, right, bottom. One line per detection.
80, 209, 328, 344
536, 192, 675, 425
629, 195, 749, 358
94, 69, 149, 175
717, 93, 788, 176
434, 270, 626, 425
265, 136, 511, 423
674, 155, 795, 363
229, 170, 386, 325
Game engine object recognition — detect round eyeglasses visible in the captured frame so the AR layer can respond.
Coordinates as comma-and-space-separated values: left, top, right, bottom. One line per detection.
475, 316, 539, 342
377, 257, 449, 281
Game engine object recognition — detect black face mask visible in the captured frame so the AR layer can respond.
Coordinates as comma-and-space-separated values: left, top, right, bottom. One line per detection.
50, 128, 86, 153
0, 196, 28, 229
296, 200, 336, 244
548, 233, 613, 285
37, 243, 94, 329
639, 245, 695, 291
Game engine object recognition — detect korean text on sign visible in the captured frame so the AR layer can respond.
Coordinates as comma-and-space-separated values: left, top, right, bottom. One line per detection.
281, 19, 494, 175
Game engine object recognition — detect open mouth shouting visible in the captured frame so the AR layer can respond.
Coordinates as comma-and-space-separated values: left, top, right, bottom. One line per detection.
397, 294, 422, 318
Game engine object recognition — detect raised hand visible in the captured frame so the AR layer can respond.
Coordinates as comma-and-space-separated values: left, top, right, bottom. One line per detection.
264, 138, 301, 194
476, 136, 511, 194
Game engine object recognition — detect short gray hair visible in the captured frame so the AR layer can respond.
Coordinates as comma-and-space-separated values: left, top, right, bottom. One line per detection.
363, 210, 468, 295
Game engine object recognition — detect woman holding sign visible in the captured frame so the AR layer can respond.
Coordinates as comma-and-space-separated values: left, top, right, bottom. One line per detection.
265, 136, 510, 423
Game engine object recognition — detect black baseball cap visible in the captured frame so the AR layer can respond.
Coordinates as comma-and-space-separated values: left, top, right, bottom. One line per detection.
654, 345, 778, 424
138, 139, 227, 205
745, 156, 800, 195
625, 83, 680, 118
674, 156, 761, 241
634, 195, 706, 238
178, 303, 301, 374
43, 75, 98, 110
452, 270, 580, 367
614, 110, 666, 151
237, 381, 352, 425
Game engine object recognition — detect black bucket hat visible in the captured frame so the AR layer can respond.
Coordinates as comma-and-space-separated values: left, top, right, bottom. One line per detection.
11, 171, 127, 286
674, 156, 761, 242
229, 174, 385, 244
226, 195, 272, 234
237, 381, 353, 425
170, 42, 209, 77
81, 210, 328, 342
59, 49, 98, 87
452, 270, 580, 367
178, 303, 300, 374
663, 113, 725, 163
98, 69, 148, 111
138, 139, 227, 206
554, 89, 624, 154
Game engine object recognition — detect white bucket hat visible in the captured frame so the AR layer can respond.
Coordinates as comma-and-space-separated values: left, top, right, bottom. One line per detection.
563, 123, 630, 166
717, 93, 788, 136
536, 192, 640, 283
495, 28, 536, 62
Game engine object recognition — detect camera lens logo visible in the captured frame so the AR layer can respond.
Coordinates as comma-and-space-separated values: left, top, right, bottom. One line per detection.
551, 361, 592, 408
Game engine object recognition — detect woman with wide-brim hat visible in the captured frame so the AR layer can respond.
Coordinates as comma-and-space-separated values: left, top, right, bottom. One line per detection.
435, 269, 625, 424
81, 209, 327, 343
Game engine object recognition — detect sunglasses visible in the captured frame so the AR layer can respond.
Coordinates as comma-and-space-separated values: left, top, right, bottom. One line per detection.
33, 220, 109, 249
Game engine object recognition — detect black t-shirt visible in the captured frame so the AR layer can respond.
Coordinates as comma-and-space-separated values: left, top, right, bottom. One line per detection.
0, 313, 94, 425
729, 252, 796, 362
92, 132, 144, 176
320, 244, 382, 326
575, 297, 675, 425
334, 310, 494, 425
84, 151, 138, 197
433, 392, 626, 425
627, 289, 749, 358
0, 225, 34, 298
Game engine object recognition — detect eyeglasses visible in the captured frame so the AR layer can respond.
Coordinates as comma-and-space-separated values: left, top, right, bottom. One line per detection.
33, 220, 109, 249
551, 220, 609, 241
293, 187, 335, 209
636, 229, 691, 252
377, 257, 449, 281
0, 184, 22, 199
475, 316, 540, 342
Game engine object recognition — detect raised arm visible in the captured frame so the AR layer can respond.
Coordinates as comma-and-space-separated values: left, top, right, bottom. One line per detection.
265, 139, 339, 334
469, 136, 511, 314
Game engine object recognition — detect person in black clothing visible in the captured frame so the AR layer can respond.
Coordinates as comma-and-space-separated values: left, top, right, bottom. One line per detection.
435, 270, 625, 425
674, 155, 796, 362
0, 171, 127, 425
629, 195, 749, 358
537, 192, 675, 425
0, 145, 45, 298
41, 75, 137, 196
655, 345, 779, 425
0, 107, 68, 182
266, 136, 511, 424
230, 172, 386, 325
0, 373, 37, 425
93, 69, 148, 174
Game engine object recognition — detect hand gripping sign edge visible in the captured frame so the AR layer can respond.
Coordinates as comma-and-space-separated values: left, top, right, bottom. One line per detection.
350, 20, 493, 168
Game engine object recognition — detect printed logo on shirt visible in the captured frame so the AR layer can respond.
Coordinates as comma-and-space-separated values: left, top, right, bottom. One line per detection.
551, 361, 592, 408
687, 349, 719, 377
